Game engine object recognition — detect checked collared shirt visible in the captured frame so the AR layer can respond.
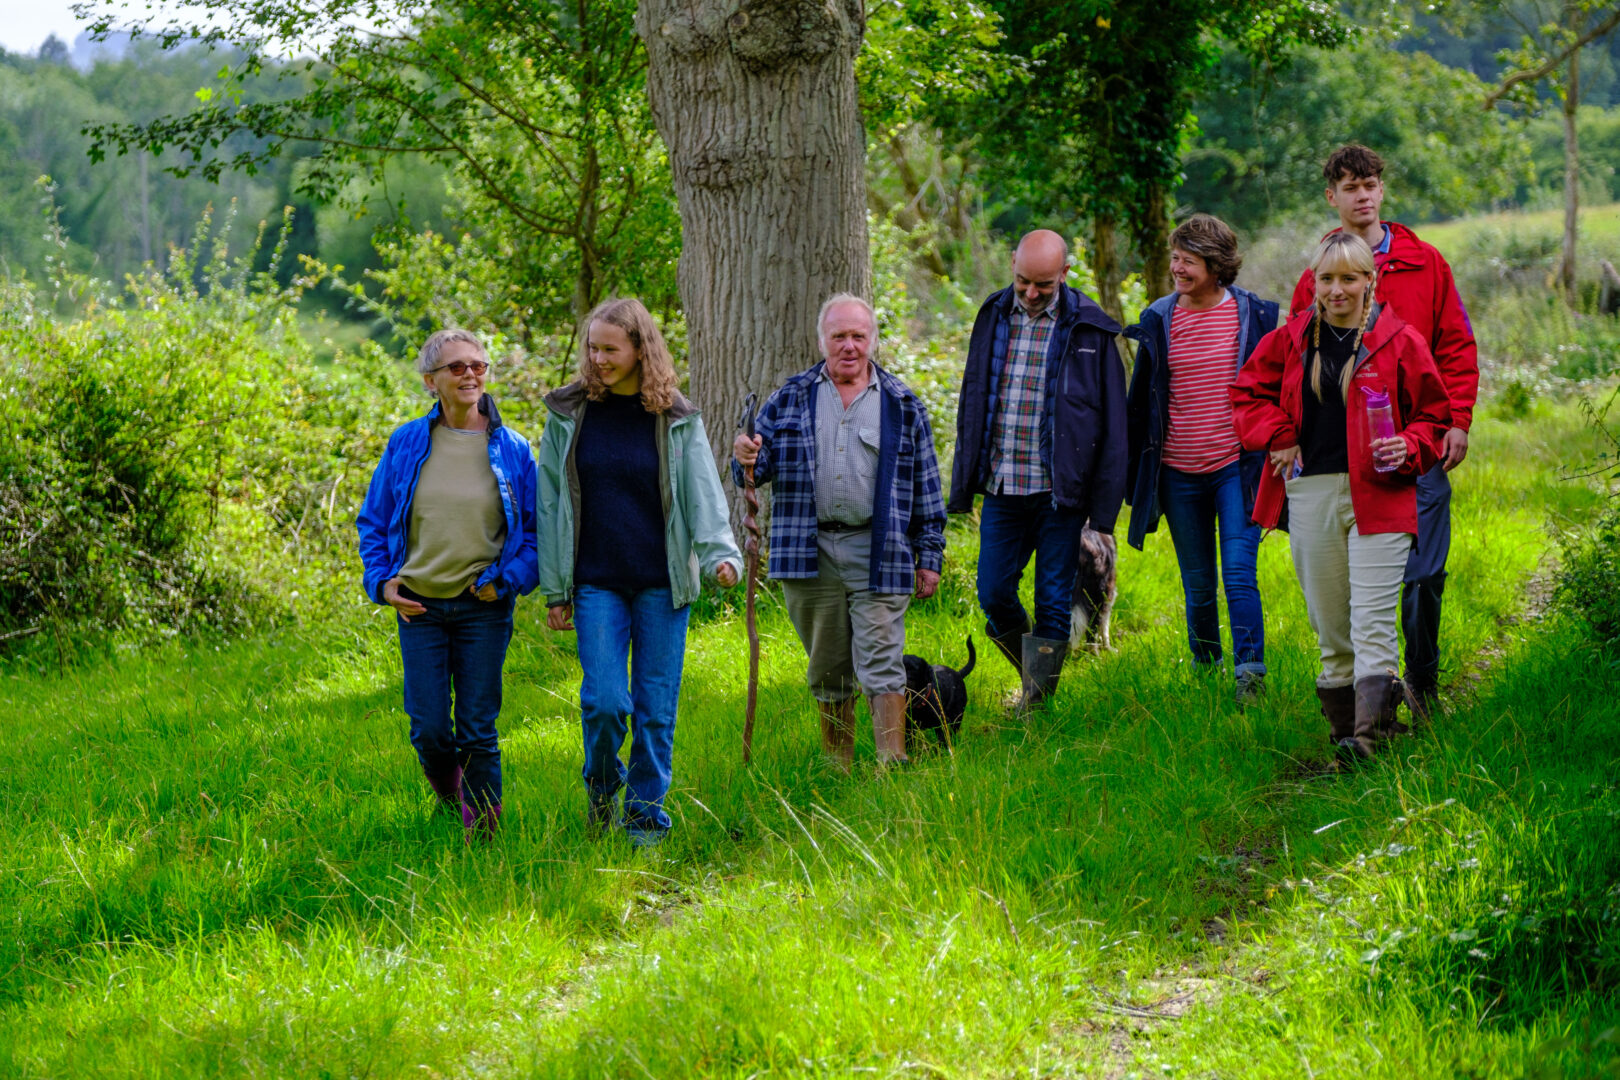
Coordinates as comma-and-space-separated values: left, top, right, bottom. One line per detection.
812, 367, 882, 526
732, 361, 946, 595
988, 300, 1057, 494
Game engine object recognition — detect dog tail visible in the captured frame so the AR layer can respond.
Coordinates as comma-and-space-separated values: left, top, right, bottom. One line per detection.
957, 636, 977, 680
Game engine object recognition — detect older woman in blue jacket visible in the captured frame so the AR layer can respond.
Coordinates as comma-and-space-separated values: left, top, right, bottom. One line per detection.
356, 328, 539, 839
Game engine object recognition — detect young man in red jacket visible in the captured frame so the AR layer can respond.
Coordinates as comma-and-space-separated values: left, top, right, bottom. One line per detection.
1288, 145, 1478, 712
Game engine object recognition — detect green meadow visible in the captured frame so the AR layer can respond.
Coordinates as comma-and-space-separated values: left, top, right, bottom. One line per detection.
3, 397, 1616, 1078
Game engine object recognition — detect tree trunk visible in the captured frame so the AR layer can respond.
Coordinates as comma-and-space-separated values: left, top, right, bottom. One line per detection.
1092, 214, 1122, 324
637, 0, 870, 481
1560, 27, 1580, 299
1138, 181, 1171, 301
574, 140, 602, 320
139, 152, 152, 265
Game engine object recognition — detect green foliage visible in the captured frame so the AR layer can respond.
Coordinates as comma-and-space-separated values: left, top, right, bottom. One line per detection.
80, 0, 680, 341
0, 40, 305, 284
1523, 104, 1620, 203
0, 192, 413, 652
1413, 205, 1620, 393
1555, 387, 1620, 646
1181, 44, 1533, 233
960, 0, 1355, 298
1558, 499, 1620, 645
858, 0, 1012, 133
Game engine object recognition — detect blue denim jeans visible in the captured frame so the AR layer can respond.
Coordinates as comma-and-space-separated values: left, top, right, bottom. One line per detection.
976, 492, 1087, 641
1158, 461, 1265, 675
574, 585, 691, 840
397, 588, 515, 812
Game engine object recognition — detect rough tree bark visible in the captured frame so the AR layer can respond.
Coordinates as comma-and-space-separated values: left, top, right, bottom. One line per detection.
1092, 214, 1122, 324
636, 0, 871, 479
1139, 181, 1172, 301
1560, 28, 1581, 299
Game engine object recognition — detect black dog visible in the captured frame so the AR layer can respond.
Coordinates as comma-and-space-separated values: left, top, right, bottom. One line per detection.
1069, 525, 1119, 654
903, 637, 976, 746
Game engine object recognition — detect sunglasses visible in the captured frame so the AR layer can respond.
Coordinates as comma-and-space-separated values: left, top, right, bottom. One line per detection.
429, 360, 490, 376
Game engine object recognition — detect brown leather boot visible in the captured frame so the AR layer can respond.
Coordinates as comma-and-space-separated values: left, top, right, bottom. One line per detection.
1315, 684, 1356, 747
1380, 675, 1417, 735
817, 697, 856, 772
1341, 675, 1396, 764
870, 692, 909, 766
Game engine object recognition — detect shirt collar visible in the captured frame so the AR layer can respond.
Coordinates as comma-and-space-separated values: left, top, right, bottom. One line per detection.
816, 363, 878, 390
1374, 223, 1392, 256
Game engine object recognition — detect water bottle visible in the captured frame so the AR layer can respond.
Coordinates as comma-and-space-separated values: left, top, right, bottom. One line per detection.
1360, 386, 1398, 473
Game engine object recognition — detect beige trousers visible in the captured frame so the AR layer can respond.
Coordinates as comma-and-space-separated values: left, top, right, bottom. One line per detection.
781, 529, 910, 701
1285, 474, 1413, 688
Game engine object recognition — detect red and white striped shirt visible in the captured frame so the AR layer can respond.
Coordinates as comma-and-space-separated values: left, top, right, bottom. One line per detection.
1162, 294, 1243, 474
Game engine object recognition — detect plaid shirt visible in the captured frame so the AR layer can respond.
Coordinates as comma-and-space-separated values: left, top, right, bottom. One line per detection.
733, 362, 946, 594
989, 303, 1056, 493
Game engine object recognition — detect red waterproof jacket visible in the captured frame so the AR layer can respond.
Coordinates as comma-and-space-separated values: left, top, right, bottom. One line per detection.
1289, 222, 1478, 431
1230, 305, 1452, 535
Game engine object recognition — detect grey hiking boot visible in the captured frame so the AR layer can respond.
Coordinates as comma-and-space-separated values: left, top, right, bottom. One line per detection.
1018, 633, 1067, 710
1235, 669, 1266, 707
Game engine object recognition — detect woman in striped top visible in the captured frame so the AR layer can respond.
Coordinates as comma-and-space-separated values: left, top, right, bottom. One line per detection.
1124, 215, 1279, 704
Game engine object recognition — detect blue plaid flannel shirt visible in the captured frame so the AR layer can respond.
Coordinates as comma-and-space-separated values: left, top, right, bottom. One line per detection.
733, 362, 946, 594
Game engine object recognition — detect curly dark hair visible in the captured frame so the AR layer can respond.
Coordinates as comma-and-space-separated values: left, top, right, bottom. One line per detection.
1323, 144, 1385, 186
1168, 213, 1243, 288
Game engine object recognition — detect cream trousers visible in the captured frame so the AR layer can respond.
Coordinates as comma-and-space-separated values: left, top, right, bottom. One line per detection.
1285, 474, 1413, 688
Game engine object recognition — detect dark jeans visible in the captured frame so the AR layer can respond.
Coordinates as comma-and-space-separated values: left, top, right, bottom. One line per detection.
397, 588, 515, 812
976, 492, 1086, 641
1158, 461, 1265, 675
1401, 463, 1452, 689
574, 585, 691, 840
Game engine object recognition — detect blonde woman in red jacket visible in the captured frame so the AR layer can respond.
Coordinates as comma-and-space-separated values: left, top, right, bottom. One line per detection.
1231, 232, 1451, 763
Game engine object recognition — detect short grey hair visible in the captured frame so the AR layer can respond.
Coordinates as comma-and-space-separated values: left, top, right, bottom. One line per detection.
416, 328, 490, 374
816, 293, 879, 349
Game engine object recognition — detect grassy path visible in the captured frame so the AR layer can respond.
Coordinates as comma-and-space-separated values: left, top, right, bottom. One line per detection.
2, 402, 1616, 1078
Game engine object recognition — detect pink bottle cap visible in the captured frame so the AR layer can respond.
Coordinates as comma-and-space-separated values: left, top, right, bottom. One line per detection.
1359, 386, 1390, 409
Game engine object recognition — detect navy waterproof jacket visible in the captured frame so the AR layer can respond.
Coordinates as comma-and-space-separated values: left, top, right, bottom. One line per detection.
1122, 286, 1280, 551
946, 283, 1129, 533
356, 394, 540, 605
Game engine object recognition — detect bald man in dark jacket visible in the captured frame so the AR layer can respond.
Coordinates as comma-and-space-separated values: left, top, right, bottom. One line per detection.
948, 230, 1128, 708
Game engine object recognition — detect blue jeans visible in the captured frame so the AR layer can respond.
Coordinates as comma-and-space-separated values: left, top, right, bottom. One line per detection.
1158, 461, 1265, 675
574, 585, 691, 839
397, 588, 515, 812
977, 492, 1087, 641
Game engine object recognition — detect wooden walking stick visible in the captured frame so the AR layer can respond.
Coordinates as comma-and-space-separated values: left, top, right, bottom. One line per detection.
738, 393, 763, 765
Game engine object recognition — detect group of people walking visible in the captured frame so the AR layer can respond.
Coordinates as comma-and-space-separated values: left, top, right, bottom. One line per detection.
357, 144, 1477, 845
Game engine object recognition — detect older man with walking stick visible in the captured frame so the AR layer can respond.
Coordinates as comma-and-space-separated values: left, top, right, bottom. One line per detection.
733, 294, 946, 769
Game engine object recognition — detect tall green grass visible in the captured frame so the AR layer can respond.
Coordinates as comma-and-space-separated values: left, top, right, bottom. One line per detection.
1, 403, 1613, 1078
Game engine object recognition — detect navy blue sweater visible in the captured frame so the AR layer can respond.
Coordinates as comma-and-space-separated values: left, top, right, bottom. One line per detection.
575, 392, 670, 593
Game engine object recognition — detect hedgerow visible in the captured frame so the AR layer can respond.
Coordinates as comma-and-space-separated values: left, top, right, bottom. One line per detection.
0, 191, 414, 657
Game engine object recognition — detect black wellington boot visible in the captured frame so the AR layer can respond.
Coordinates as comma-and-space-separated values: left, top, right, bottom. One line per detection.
1019, 633, 1067, 710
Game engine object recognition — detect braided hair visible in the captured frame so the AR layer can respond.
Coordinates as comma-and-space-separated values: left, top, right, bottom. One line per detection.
1307, 232, 1378, 403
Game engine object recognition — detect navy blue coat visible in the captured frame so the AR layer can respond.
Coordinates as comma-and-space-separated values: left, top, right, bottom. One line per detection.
947, 283, 1129, 533
1123, 286, 1280, 551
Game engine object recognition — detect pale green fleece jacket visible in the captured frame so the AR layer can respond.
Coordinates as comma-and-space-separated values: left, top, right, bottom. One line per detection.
536, 382, 742, 609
